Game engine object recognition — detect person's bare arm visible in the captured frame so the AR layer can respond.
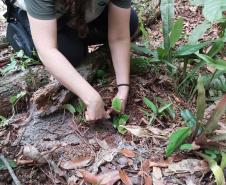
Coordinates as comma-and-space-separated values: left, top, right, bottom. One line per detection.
108, 3, 131, 112
27, 16, 107, 120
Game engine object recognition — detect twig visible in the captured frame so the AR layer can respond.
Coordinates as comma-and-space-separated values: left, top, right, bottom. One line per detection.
0, 154, 22, 185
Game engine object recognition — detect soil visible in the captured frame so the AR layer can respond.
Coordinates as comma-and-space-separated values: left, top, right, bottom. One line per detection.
0, 0, 222, 185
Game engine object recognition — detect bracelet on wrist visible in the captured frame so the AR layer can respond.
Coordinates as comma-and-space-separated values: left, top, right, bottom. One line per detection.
117, 84, 130, 88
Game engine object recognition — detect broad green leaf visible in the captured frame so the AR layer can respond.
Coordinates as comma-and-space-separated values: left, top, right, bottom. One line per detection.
160, 0, 175, 51
220, 152, 226, 170
157, 47, 169, 59
198, 152, 225, 185
170, 17, 184, 47
158, 103, 173, 114
204, 149, 219, 159
205, 95, 226, 133
113, 114, 129, 134
179, 144, 193, 151
112, 97, 122, 112
63, 104, 76, 114
143, 98, 158, 114
207, 41, 224, 57
196, 76, 206, 122
0, 158, 17, 170
188, 20, 212, 44
196, 53, 226, 71
189, 0, 204, 6
174, 42, 210, 56
203, 0, 226, 22
131, 43, 154, 56
165, 127, 192, 157
181, 109, 197, 128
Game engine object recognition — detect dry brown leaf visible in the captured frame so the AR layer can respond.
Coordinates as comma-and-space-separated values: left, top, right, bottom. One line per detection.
144, 175, 153, 185
119, 170, 132, 185
149, 159, 172, 168
123, 126, 151, 138
152, 167, 164, 185
120, 148, 136, 158
80, 170, 98, 184
60, 156, 93, 170
23, 145, 47, 164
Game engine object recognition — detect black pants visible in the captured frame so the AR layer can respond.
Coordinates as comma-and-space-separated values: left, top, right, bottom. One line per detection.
7, 7, 139, 67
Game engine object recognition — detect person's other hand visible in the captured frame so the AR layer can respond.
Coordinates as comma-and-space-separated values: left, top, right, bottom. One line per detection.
85, 94, 109, 122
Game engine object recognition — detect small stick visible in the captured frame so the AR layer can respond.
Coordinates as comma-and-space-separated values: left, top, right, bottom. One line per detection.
0, 154, 22, 185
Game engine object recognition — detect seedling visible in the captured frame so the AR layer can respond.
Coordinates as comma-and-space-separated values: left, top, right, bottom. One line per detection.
165, 77, 226, 185
111, 97, 129, 134
142, 97, 172, 124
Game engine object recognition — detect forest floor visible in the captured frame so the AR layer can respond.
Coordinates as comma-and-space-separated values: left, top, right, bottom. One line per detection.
0, 0, 222, 185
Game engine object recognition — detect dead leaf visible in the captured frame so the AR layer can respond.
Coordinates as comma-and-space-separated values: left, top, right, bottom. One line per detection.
144, 175, 153, 185
149, 158, 172, 168
119, 170, 132, 185
120, 148, 136, 158
164, 159, 209, 175
60, 156, 93, 170
67, 175, 79, 185
123, 126, 152, 138
152, 167, 164, 185
80, 170, 98, 184
23, 145, 47, 164
80, 170, 120, 185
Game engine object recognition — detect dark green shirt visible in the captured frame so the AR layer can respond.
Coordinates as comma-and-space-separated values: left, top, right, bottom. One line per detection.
18, 0, 131, 22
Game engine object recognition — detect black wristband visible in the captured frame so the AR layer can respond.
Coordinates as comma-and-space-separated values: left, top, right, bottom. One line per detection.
117, 84, 130, 88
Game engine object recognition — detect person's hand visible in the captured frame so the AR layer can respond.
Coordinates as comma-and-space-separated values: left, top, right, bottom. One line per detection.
85, 94, 109, 122
113, 86, 129, 114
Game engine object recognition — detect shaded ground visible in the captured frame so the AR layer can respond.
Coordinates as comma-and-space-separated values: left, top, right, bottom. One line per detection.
0, 0, 221, 184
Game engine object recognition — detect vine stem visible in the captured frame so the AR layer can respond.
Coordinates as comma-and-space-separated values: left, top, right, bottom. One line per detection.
0, 154, 22, 185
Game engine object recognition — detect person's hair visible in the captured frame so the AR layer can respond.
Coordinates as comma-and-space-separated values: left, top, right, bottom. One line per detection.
62, 0, 91, 38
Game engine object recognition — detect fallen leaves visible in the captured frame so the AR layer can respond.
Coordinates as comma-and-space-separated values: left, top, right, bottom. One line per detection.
119, 170, 133, 185
120, 148, 136, 158
60, 156, 93, 170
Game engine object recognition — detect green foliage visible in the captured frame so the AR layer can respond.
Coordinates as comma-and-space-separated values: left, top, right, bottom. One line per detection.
197, 152, 225, 185
143, 97, 173, 124
165, 127, 192, 157
169, 17, 184, 47
0, 50, 40, 76
0, 116, 8, 127
112, 114, 129, 134
112, 97, 122, 113
9, 91, 27, 106
63, 104, 76, 115
0, 158, 17, 170
181, 109, 197, 128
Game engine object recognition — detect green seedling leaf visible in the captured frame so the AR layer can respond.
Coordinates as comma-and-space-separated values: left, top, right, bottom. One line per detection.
196, 76, 206, 122
143, 97, 158, 114
196, 53, 226, 71
181, 109, 197, 128
158, 103, 172, 114
220, 152, 226, 170
198, 152, 225, 185
204, 95, 226, 134
63, 104, 76, 115
74, 100, 85, 114
9, 91, 27, 106
112, 97, 122, 112
174, 42, 210, 56
160, 0, 175, 51
188, 20, 211, 44
207, 41, 224, 57
156, 97, 176, 119
113, 115, 129, 134
166, 127, 192, 157
204, 149, 219, 159
170, 17, 184, 47
131, 43, 154, 56
0, 158, 17, 170
180, 144, 193, 151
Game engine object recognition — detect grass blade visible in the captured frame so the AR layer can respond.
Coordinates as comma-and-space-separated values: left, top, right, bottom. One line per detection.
197, 152, 225, 185
143, 98, 158, 114
220, 152, 226, 170
204, 95, 226, 134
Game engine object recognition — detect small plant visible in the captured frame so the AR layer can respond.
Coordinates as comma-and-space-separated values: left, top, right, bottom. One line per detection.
9, 91, 27, 107
63, 99, 86, 122
0, 115, 8, 127
111, 97, 129, 134
165, 77, 226, 185
142, 97, 172, 124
